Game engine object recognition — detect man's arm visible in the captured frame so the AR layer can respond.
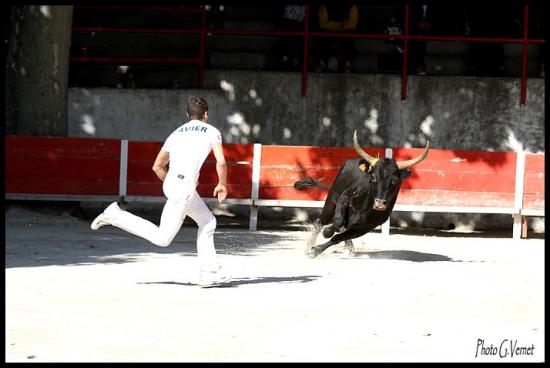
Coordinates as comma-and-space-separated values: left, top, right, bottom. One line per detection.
318, 5, 345, 31
344, 6, 359, 30
152, 150, 170, 182
318, 5, 358, 31
211, 142, 228, 203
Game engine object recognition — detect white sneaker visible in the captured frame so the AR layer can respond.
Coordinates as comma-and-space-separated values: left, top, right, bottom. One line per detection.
90, 202, 121, 230
197, 268, 232, 288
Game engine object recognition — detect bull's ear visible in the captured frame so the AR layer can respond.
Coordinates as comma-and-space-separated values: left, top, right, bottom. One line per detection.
399, 169, 412, 179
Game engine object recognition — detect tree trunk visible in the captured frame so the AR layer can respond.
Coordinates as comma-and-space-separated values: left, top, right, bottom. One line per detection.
5, 5, 73, 136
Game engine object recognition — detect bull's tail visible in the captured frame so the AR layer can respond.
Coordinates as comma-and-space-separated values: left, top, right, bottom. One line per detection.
294, 177, 330, 190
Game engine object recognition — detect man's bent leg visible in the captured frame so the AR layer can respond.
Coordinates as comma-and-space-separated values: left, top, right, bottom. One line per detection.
109, 197, 187, 247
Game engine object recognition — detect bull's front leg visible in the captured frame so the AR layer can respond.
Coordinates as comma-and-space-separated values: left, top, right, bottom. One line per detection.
343, 240, 355, 257
307, 227, 373, 258
322, 193, 351, 238
339, 214, 368, 257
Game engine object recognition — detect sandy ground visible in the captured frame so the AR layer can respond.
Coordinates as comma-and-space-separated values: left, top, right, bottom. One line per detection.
4, 203, 545, 362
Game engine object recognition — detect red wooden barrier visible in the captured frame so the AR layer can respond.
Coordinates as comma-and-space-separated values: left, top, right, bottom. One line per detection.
126, 141, 163, 196
125, 141, 254, 199
523, 153, 544, 211
199, 144, 254, 199
4, 135, 544, 238
394, 148, 517, 208
258, 145, 385, 201
5, 135, 120, 196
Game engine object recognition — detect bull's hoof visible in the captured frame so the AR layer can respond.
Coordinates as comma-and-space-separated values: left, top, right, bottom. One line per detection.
305, 248, 320, 258
344, 246, 355, 257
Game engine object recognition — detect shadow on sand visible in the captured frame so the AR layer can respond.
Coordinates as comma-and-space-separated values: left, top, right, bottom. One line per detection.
354, 249, 455, 262
137, 275, 322, 288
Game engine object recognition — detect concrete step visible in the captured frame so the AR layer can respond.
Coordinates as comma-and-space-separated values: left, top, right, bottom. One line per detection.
223, 20, 276, 31
502, 43, 541, 58
222, 5, 280, 20
71, 45, 200, 59
69, 64, 200, 89
209, 51, 267, 70
206, 35, 280, 52
426, 41, 471, 56
503, 58, 542, 77
72, 33, 200, 51
352, 55, 384, 73
73, 10, 200, 30
355, 39, 399, 54
424, 56, 468, 75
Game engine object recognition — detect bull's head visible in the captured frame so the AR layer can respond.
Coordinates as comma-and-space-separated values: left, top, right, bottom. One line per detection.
353, 130, 430, 211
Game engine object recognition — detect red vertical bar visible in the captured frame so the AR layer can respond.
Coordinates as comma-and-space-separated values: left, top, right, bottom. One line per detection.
520, 4, 529, 105
401, 3, 410, 100
199, 7, 206, 88
302, 5, 309, 97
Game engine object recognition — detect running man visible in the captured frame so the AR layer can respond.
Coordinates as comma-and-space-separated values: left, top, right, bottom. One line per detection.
91, 97, 230, 287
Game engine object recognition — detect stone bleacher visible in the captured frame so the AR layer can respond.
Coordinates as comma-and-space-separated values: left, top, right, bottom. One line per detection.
69, 4, 544, 88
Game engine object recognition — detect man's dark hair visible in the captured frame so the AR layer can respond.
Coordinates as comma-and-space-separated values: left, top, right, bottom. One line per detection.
187, 97, 208, 120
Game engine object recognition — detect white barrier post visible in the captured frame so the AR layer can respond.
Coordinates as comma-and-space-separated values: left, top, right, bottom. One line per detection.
249, 143, 262, 230
513, 150, 526, 240
119, 140, 128, 204
381, 147, 393, 236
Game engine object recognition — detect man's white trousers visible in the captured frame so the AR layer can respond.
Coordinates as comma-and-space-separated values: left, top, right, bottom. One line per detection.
107, 174, 219, 271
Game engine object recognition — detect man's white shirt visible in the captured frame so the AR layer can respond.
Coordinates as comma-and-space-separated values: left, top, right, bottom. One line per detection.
161, 120, 222, 181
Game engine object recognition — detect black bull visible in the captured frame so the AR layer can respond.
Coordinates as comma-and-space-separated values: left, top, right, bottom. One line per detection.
294, 131, 430, 258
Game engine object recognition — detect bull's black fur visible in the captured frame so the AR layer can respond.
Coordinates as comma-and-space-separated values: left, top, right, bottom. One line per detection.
296, 157, 412, 258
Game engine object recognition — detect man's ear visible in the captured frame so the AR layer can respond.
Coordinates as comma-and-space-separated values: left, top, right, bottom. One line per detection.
400, 169, 412, 179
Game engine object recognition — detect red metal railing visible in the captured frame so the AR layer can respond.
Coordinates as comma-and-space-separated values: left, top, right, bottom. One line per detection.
71, 5, 206, 87
521, 3, 530, 105
73, 5, 205, 14
401, 4, 410, 103
71, 4, 544, 104
301, 5, 310, 97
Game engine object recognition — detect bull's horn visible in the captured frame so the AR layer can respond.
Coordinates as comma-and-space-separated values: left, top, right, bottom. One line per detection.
396, 141, 430, 170
352, 130, 377, 165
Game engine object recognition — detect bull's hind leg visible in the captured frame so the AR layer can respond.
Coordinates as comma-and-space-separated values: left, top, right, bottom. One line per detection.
306, 219, 322, 255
